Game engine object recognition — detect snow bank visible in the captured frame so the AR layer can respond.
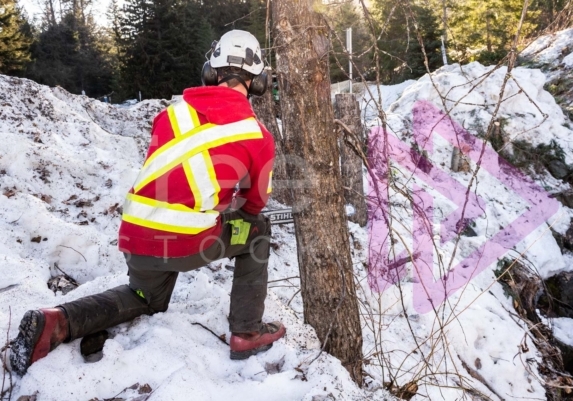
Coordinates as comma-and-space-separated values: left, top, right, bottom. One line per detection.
0, 75, 386, 400
357, 62, 573, 400
520, 28, 573, 119
521, 28, 573, 68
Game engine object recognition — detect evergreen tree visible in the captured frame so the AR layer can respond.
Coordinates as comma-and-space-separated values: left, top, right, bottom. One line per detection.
245, 0, 267, 49
25, 0, 115, 97
449, 0, 539, 64
372, 0, 443, 83
114, 0, 214, 100
321, 2, 372, 83
0, 0, 33, 75
530, 0, 569, 33
201, 0, 250, 38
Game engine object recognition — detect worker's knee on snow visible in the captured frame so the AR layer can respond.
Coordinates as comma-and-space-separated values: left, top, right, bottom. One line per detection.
128, 286, 170, 314
148, 297, 170, 313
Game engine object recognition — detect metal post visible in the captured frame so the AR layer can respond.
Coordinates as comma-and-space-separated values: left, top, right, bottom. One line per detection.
347, 27, 352, 94
441, 35, 448, 66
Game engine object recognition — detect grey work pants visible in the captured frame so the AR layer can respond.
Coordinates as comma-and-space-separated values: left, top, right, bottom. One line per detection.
60, 210, 271, 341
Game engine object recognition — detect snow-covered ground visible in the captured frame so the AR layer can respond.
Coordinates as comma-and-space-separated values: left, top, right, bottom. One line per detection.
1, 50, 573, 400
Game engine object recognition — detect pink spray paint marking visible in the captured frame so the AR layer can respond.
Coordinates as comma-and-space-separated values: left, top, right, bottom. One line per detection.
367, 100, 560, 313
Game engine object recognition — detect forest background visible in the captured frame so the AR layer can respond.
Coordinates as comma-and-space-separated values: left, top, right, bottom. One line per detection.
0, 0, 570, 102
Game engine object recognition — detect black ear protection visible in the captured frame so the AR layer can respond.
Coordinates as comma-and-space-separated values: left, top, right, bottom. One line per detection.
201, 61, 219, 86
201, 61, 268, 97
248, 70, 268, 97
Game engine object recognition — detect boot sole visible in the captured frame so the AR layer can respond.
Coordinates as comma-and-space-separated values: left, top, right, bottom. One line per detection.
230, 343, 273, 360
10, 310, 45, 375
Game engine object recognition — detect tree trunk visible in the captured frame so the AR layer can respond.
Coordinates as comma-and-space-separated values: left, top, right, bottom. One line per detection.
334, 94, 367, 227
271, 0, 363, 385
251, 73, 292, 205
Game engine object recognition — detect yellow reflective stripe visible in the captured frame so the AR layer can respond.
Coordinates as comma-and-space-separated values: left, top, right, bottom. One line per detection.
144, 124, 214, 172
122, 215, 210, 235
267, 171, 273, 194
183, 152, 220, 212
167, 102, 204, 210
185, 152, 220, 211
125, 193, 193, 212
134, 119, 262, 193
189, 106, 200, 128
167, 105, 182, 137
122, 193, 218, 234
203, 150, 220, 208
143, 118, 256, 168
139, 123, 214, 178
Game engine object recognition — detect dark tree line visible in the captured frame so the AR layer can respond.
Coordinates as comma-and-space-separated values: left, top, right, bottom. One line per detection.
1, 0, 572, 100
24, 0, 115, 99
1, 0, 266, 101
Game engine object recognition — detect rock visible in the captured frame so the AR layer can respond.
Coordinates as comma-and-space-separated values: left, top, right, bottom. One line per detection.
551, 189, 573, 209
47, 274, 78, 295
547, 159, 570, 179
543, 272, 573, 319
555, 337, 573, 376
461, 225, 478, 237
564, 221, 573, 251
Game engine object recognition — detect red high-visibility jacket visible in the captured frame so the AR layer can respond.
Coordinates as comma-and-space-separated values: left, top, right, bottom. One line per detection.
118, 86, 275, 258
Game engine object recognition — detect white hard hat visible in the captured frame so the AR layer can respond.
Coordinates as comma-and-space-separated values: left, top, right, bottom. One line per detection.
210, 30, 264, 75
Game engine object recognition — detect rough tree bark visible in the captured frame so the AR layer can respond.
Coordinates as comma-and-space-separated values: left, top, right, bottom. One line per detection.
271, 0, 363, 384
334, 94, 367, 227
251, 73, 292, 205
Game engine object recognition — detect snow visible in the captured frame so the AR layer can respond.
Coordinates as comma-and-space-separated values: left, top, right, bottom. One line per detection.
357, 61, 573, 399
520, 29, 573, 119
521, 28, 573, 67
552, 318, 573, 347
2, 53, 573, 400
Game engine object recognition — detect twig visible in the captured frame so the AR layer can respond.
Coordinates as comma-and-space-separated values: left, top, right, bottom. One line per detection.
287, 289, 301, 307
267, 276, 299, 284
458, 355, 505, 401
224, 7, 264, 27
192, 323, 228, 345
57, 245, 87, 262
8, 215, 22, 225
0, 285, 19, 295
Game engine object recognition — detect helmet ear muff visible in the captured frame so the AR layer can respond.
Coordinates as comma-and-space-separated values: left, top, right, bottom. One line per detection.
248, 70, 268, 97
201, 61, 218, 86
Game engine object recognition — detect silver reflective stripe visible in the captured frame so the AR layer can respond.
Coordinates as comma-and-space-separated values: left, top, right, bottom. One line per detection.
173, 101, 194, 134
133, 118, 261, 192
123, 196, 218, 231
189, 152, 216, 211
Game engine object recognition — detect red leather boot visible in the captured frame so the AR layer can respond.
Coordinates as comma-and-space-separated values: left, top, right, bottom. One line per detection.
10, 308, 70, 375
230, 321, 286, 360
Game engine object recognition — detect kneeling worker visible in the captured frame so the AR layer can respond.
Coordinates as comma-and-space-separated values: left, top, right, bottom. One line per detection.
10, 29, 285, 375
